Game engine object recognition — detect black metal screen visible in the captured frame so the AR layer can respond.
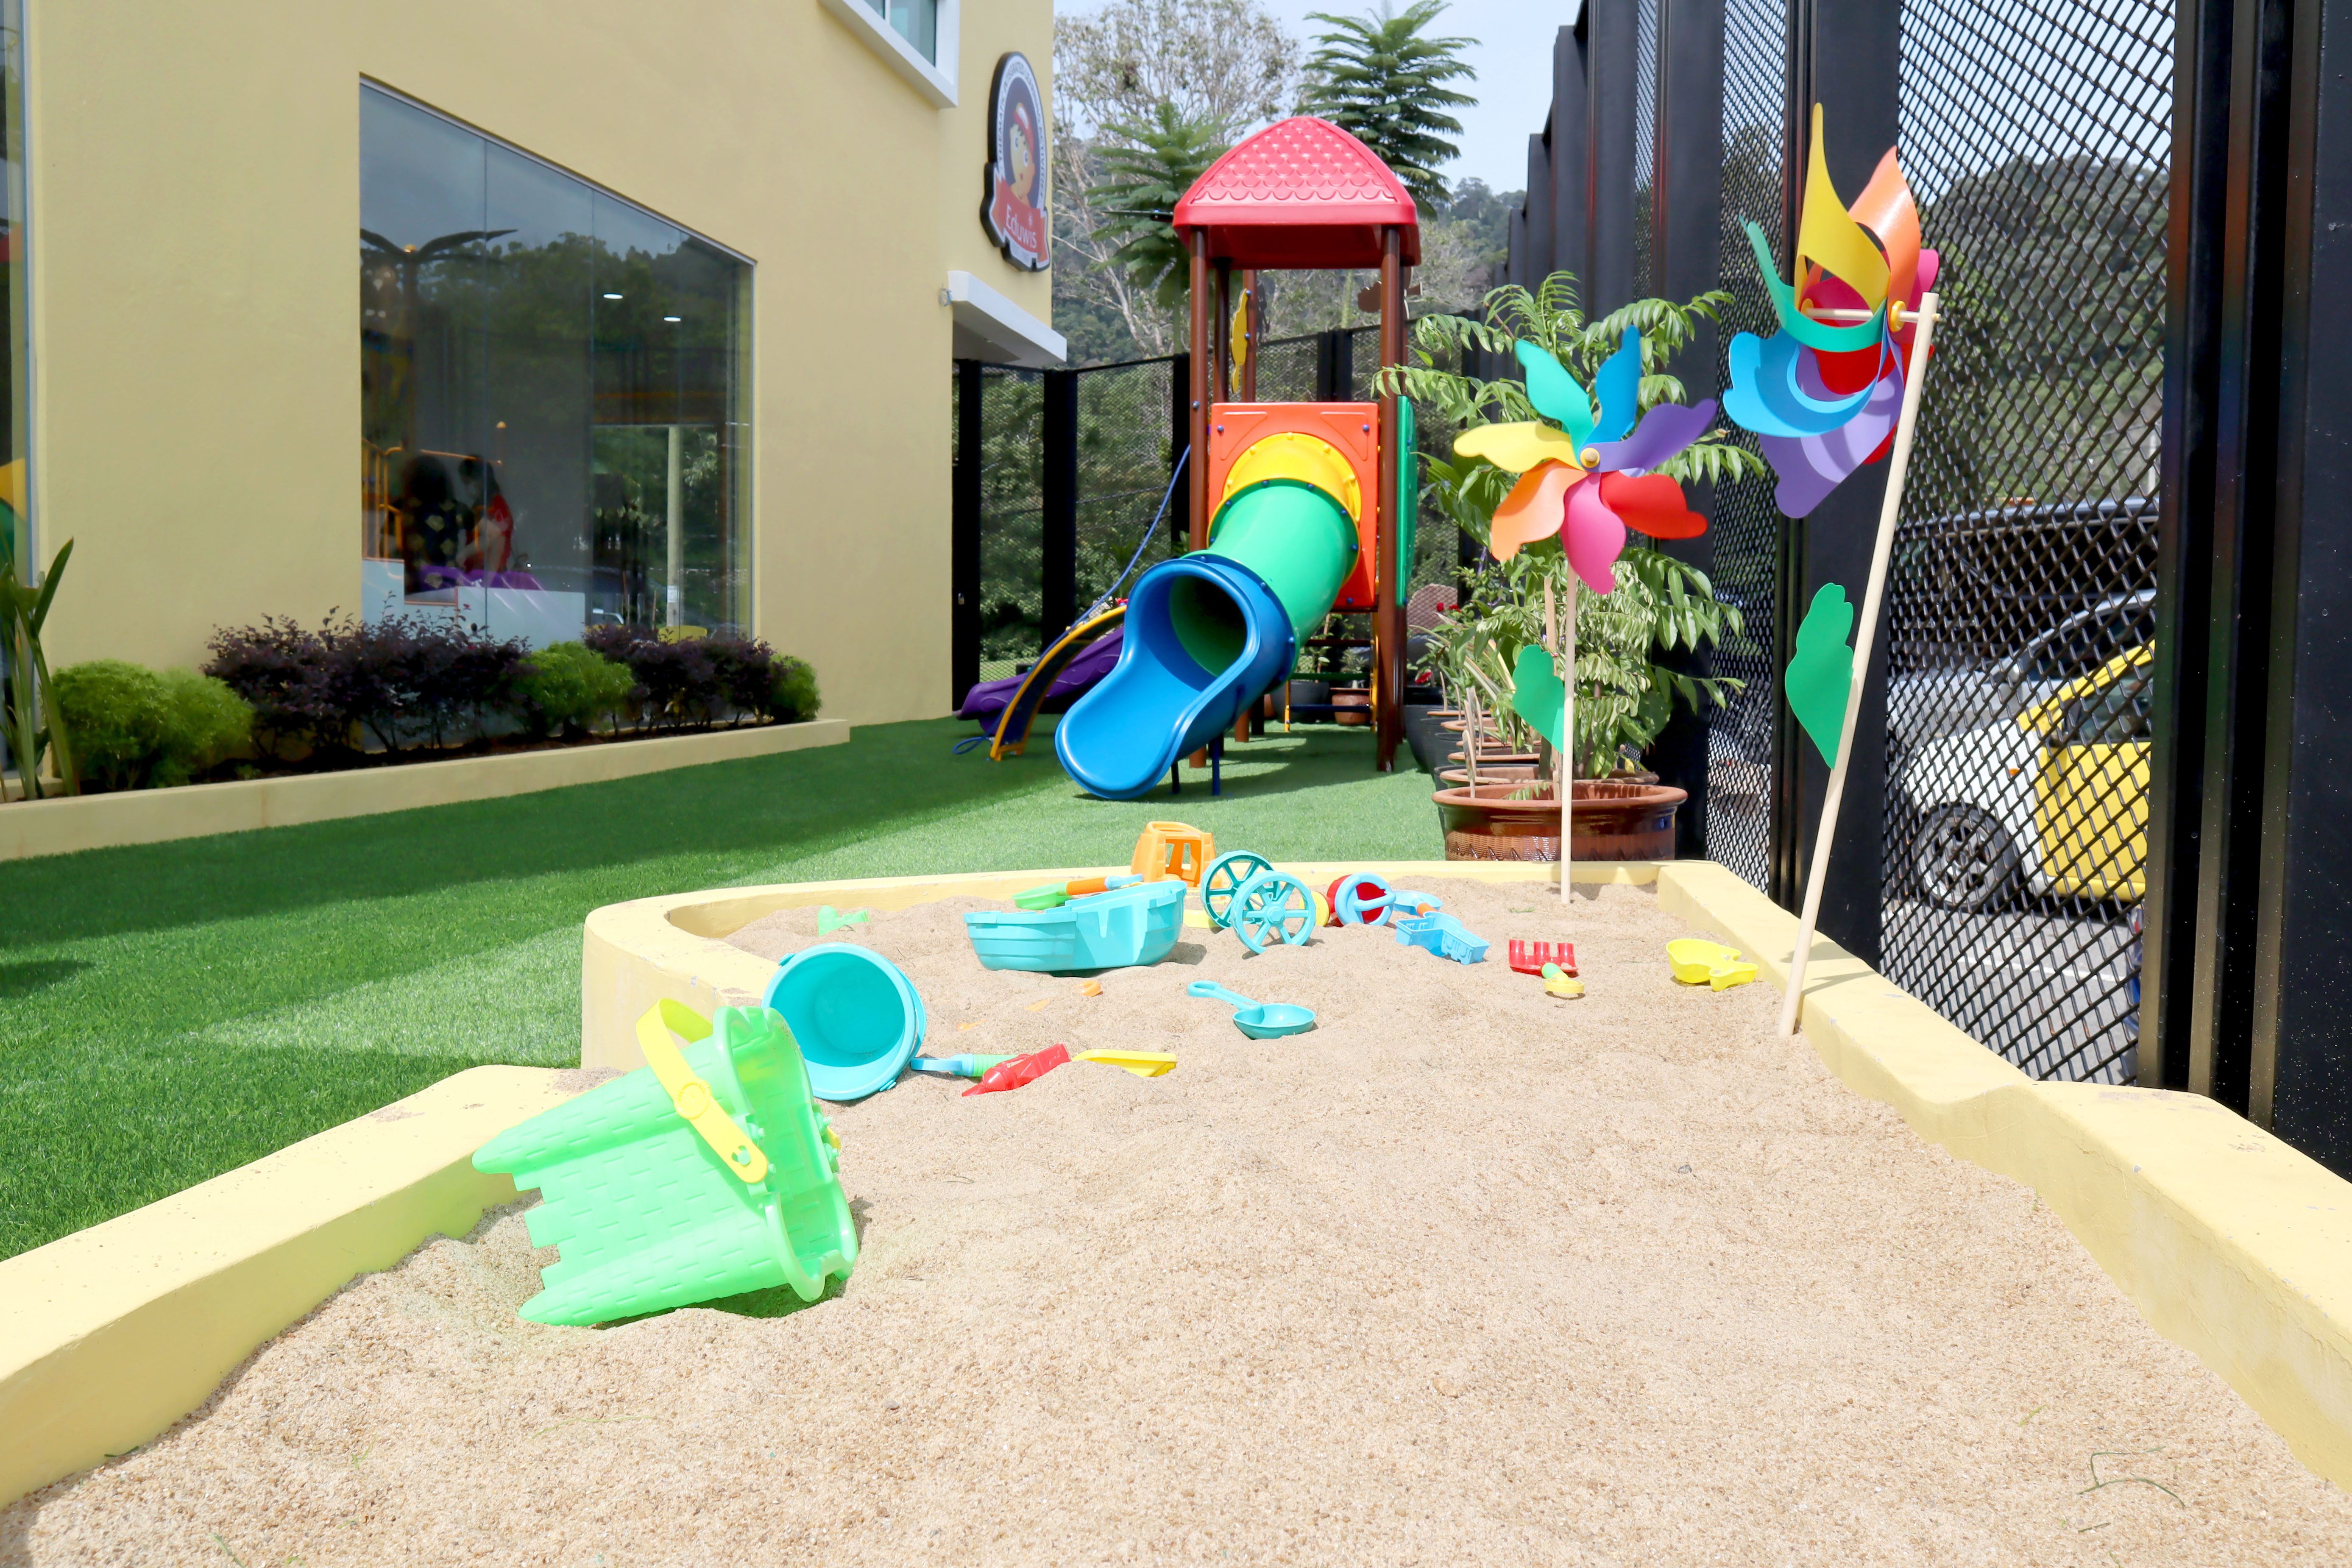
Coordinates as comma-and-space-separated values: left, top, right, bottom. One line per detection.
1633, 0, 1661, 300
1701, 0, 1793, 894
976, 366, 1043, 683
1879, 0, 2171, 1083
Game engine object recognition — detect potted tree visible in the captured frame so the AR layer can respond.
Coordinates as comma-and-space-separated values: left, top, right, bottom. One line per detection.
1390, 275, 1759, 861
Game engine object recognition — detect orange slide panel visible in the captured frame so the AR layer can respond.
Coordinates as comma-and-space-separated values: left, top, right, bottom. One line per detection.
1204, 403, 1382, 611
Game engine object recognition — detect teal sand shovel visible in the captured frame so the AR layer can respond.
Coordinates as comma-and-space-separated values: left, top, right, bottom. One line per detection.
1187, 980, 1317, 1039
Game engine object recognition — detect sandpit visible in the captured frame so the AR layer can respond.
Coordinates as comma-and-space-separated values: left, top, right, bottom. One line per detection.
8, 877, 2352, 1565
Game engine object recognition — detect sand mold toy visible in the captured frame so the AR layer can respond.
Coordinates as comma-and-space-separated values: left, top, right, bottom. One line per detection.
1508, 939, 1577, 977
1541, 962, 1586, 998
816, 905, 870, 935
473, 1000, 856, 1326
963, 1044, 1071, 1096
764, 942, 925, 1101
1396, 911, 1489, 964
1187, 979, 1317, 1038
1666, 938, 1759, 990
1131, 822, 1215, 886
964, 880, 1187, 973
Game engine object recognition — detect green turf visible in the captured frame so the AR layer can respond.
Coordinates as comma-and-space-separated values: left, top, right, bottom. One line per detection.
0, 717, 1438, 1257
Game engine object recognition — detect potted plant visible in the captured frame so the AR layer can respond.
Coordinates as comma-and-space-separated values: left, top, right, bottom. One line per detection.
1388, 274, 1761, 860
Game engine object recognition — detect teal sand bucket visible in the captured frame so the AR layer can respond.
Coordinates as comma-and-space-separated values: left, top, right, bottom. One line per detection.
763, 941, 926, 1100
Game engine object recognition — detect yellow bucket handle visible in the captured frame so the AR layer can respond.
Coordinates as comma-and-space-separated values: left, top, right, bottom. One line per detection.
637, 1000, 769, 1184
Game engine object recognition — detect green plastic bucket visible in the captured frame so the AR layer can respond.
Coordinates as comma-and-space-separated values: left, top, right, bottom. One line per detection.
473, 1001, 857, 1326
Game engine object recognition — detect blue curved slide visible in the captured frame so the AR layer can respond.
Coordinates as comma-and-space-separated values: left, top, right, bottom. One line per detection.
1055, 477, 1360, 800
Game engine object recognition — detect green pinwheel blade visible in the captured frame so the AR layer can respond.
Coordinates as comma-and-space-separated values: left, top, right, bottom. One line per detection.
1785, 582, 1856, 767
1515, 340, 1595, 450
1744, 223, 1887, 355
1509, 642, 1567, 753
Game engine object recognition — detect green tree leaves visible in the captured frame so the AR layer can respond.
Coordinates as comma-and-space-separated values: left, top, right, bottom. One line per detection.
1298, 0, 1477, 209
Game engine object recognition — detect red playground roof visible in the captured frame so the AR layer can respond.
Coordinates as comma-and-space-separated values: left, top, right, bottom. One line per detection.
1173, 117, 1420, 269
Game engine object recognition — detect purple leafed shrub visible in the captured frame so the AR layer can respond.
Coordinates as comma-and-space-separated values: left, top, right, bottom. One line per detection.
204, 614, 529, 761
580, 626, 817, 731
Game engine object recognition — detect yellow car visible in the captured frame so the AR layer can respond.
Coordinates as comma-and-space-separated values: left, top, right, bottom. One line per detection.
1900, 644, 2151, 909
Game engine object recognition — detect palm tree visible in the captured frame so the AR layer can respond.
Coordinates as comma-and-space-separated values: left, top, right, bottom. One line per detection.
1084, 105, 1234, 313
1299, 0, 1477, 209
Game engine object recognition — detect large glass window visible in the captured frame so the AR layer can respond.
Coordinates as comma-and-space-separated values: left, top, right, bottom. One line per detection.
360, 85, 750, 646
0, 0, 30, 581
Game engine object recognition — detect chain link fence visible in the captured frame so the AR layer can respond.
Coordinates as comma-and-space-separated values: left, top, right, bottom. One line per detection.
1701, 0, 1794, 894
974, 366, 1043, 684
1075, 356, 1182, 617
1880, 0, 2171, 1083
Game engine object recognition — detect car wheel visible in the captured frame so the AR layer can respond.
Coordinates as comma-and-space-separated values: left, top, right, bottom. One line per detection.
1913, 804, 2022, 913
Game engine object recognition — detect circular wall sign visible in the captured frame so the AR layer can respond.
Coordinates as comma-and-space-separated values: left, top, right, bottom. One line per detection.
983, 53, 1050, 271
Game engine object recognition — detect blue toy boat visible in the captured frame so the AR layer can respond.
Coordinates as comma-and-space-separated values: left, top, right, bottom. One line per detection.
962, 880, 1187, 973
1394, 910, 1489, 964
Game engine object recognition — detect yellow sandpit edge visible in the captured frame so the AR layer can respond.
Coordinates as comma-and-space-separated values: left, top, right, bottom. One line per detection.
12, 856, 2352, 1508
1658, 858, 2352, 1493
0, 1067, 586, 1508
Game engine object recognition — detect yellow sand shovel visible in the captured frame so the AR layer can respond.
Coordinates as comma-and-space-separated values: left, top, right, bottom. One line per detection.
1074, 1049, 1179, 1078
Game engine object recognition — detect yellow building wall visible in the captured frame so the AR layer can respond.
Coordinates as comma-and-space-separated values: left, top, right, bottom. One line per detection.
24, 0, 1052, 725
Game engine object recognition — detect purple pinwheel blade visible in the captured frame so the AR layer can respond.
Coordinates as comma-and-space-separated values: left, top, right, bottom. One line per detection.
1759, 369, 1902, 516
1591, 398, 1718, 473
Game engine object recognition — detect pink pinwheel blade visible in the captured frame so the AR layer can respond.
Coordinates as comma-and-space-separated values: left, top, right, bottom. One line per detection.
1563, 476, 1627, 594
1591, 398, 1718, 473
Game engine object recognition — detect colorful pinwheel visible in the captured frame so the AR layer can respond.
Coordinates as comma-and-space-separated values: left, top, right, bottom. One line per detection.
1722, 105, 1940, 516
1451, 329, 1715, 593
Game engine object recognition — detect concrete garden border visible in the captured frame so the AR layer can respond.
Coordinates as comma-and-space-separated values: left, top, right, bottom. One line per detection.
10, 855, 2352, 1510
0, 718, 849, 862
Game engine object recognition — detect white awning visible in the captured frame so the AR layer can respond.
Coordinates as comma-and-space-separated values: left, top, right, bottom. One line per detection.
944, 270, 1066, 368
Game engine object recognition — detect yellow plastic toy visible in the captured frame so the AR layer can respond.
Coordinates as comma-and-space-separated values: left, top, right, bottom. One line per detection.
1075, 1049, 1179, 1078
1666, 939, 1759, 990
1541, 962, 1585, 999
1132, 821, 1216, 886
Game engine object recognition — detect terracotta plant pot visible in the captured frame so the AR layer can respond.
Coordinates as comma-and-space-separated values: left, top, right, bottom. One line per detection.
1430, 779, 1688, 862
1332, 686, 1371, 726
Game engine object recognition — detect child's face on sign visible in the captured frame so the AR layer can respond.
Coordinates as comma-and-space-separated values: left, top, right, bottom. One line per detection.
1009, 115, 1035, 200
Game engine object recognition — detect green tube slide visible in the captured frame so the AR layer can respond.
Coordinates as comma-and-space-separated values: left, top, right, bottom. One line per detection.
1166, 479, 1360, 674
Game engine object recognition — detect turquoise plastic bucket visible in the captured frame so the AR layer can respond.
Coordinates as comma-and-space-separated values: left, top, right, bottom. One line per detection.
761, 942, 926, 1100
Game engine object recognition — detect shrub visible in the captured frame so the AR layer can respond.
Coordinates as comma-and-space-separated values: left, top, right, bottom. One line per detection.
580, 624, 819, 731
53, 660, 253, 791
516, 642, 637, 737
206, 614, 529, 760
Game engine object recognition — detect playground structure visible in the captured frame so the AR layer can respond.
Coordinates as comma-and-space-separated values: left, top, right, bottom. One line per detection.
1048, 117, 1419, 800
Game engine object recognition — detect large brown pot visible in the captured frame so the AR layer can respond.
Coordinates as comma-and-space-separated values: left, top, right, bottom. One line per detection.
1332, 686, 1371, 726
1431, 779, 1688, 862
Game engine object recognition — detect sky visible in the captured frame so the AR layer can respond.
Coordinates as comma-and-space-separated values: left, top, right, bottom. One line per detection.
1057, 0, 1577, 197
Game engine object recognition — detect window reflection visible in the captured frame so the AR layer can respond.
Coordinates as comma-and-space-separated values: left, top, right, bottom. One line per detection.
359, 85, 750, 647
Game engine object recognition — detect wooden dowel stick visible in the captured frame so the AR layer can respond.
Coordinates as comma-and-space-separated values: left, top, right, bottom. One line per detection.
1778, 291, 1941, 1037
1560, 591, 1577, 906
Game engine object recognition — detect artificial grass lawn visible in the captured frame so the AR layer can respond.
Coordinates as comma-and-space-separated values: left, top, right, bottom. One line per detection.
0, 717, 1439, 1258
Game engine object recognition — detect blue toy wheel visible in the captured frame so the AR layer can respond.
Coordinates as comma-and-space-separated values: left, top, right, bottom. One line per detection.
1335, 872, 1395, 926
1201, 851, 1274, 928
1231, 871, 1316, 954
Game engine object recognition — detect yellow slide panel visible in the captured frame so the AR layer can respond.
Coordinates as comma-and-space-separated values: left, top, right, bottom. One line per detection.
1216, 431, 1362, 525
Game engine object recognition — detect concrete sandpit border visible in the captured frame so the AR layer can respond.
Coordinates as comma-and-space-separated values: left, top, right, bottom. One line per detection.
5, 858, 2349, 1508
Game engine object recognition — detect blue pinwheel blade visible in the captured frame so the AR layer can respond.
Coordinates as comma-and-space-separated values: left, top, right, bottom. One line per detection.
1591, 331, 1642, 443
1723, 331, 1884, 439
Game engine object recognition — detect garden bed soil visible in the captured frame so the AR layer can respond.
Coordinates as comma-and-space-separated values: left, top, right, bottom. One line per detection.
10, 879, 2350, 1563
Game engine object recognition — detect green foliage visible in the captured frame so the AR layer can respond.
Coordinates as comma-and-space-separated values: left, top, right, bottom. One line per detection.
1381, 270, 1768, 490
515, 642, 637, 738
53, 661, 253, 792
770, 657, 821, 724
1086, 105, 1234, 312
0, 531, 77, 799
1298, 0, 1477, 209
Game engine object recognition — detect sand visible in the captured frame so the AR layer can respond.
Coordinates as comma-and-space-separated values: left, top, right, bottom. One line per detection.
9, 877, 2352, 1565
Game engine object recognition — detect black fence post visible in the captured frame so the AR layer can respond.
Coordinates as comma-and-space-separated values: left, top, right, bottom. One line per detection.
1644, 0, 1727, 859
1525, 134, 1556, 285
1586, 0, 1640, 314
2142, 0, 2236, 1092
1552, 21, 1593, 290
951, 359, 983, 710
1170, 351, 1192, 552
1042, 368, 1079, 646
1777, 0, 1897, 968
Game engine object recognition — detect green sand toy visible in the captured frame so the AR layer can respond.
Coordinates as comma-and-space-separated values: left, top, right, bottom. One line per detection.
473, 1000, 857, 1326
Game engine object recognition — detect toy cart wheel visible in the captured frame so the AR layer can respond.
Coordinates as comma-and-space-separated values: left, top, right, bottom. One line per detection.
1335, 872, 1395, 926
1201, 851, 1275, 927
1231, 871, 1317, 955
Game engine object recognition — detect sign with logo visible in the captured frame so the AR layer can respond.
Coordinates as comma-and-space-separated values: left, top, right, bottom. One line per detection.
983, 53, 1049, 271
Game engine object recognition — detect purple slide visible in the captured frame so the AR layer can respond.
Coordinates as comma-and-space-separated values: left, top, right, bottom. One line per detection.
959, 629, 1125, 724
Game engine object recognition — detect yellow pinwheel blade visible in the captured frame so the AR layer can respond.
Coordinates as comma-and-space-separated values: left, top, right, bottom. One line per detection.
1453, 421, 1583, 474
1798, 104, 1890, 308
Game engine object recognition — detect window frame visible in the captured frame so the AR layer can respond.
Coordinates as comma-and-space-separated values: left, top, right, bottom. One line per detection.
817, 0, 959, 106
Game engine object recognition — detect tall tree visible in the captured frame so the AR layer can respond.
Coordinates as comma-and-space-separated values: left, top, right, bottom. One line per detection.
1086, 105, 1234, 317
1055, 0, 1300, 137
1297, 0, 1477, 209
